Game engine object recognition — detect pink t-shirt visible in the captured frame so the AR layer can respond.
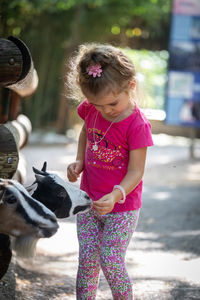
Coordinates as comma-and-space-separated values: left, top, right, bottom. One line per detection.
78, 100, 153, 212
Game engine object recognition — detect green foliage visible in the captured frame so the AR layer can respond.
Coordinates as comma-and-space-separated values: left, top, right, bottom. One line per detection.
1, 0, 171, 129
1, 0, 171, 41
123, 48, 169, 109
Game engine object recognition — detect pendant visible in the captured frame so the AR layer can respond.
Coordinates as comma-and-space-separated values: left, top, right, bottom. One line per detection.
93, 144, 98, 151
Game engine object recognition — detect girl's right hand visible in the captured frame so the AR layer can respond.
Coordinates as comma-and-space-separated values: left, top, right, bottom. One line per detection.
67, 160, 84, 182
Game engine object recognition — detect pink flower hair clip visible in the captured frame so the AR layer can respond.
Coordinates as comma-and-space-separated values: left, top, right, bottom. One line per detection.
86, 64, 102, 78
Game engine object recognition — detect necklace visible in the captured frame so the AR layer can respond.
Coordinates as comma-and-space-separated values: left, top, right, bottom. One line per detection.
92, 111, 122, 151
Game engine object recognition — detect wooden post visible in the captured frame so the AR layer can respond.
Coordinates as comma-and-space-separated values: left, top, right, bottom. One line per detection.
8, 91, 21, 121
0, 125, 18, 179
189, 127, 196, 159
0, 36, 38, 96
0, 38, 23, 86
0, 37, 38, 179
0, 88, 12, 123
0, 114, 32, 179
0, 37, 38, 285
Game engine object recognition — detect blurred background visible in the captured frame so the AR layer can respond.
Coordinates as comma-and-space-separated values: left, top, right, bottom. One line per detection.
1, 1, 200, 299
0, 0, 170, 134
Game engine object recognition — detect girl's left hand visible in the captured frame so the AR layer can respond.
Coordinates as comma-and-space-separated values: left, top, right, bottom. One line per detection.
92, 192, 117, 215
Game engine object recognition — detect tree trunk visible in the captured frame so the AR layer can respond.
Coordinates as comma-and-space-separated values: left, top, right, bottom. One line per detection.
56, 5, 84, 134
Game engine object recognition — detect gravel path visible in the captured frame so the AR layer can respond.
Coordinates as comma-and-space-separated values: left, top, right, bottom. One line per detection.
2, 134, 200, 300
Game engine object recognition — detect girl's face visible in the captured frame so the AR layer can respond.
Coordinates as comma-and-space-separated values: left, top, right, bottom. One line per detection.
86, 90, 132, 121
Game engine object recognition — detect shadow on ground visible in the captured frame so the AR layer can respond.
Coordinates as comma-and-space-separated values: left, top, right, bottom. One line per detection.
10, 140, 200, 299
15, 262, 75, 300
136, 184, 200, 257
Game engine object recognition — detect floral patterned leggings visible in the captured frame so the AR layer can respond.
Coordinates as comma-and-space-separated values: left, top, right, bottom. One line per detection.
76, 209, 139, 300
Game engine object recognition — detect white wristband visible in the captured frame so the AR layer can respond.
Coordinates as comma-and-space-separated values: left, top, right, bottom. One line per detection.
113, 185, 126, 204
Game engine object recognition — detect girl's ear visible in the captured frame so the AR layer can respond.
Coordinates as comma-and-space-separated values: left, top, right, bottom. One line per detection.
129, 78, 136, 90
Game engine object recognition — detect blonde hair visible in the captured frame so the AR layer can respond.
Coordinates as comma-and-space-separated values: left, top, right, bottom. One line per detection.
67, 43, 137, 101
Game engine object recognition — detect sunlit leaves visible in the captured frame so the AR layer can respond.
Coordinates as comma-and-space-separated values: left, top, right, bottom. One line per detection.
2, 0, 171, 42
0, 0, 172, 128
111, 25, 120, 35
12, 27, 21, 36
123, 48, 169, 109
125, 28, 142, 38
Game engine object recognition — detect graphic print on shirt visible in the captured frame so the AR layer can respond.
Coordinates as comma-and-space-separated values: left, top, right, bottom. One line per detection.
87, 129, 127, 170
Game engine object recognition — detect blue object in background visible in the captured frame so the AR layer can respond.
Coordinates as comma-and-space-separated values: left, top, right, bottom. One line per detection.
166, 0, 200, 127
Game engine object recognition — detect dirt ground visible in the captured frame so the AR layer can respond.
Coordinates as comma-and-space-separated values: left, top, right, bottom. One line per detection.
1, 134, 200, 300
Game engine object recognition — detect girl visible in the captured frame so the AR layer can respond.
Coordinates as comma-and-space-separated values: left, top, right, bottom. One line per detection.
67, 43, 153, 299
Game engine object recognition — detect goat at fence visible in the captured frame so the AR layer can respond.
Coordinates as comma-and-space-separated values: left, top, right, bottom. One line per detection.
0, 178, 59, 279
27, 162, 92, 218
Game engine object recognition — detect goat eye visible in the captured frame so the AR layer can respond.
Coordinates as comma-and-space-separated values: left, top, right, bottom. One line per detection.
6, 195, 17, 204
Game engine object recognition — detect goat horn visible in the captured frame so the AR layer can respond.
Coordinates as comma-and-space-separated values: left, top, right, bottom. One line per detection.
32, 166, 48, 176
0, 188, 6, 203
41, 161, 47, 172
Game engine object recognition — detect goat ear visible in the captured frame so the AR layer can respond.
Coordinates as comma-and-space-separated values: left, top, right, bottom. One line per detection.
35, 174, 45, 183
26, 182, 37, 195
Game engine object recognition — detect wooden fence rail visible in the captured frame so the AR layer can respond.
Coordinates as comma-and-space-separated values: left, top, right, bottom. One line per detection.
0, 36, 38, 284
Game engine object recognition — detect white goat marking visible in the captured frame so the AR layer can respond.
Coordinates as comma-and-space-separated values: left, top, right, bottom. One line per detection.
49, 174, 91, 217
12, 235, 39, 258
26, 182, 37, 196
0, 178, 59, 259
11, 229, 21, 236
8, 180, 56, 227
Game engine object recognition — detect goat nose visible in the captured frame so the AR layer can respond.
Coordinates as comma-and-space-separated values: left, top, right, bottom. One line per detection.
85, 194, 90, 200
84, 194, 92, 203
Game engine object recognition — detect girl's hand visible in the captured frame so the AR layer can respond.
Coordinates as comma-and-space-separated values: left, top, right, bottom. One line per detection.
67, 160, 84, 182
93, 190, 120, 215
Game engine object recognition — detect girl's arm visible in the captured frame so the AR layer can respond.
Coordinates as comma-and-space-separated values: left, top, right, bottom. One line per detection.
115, 147, 147, 199
67, 123, 87, 182
76, 123, 87, 162
93, 147, 147, 214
